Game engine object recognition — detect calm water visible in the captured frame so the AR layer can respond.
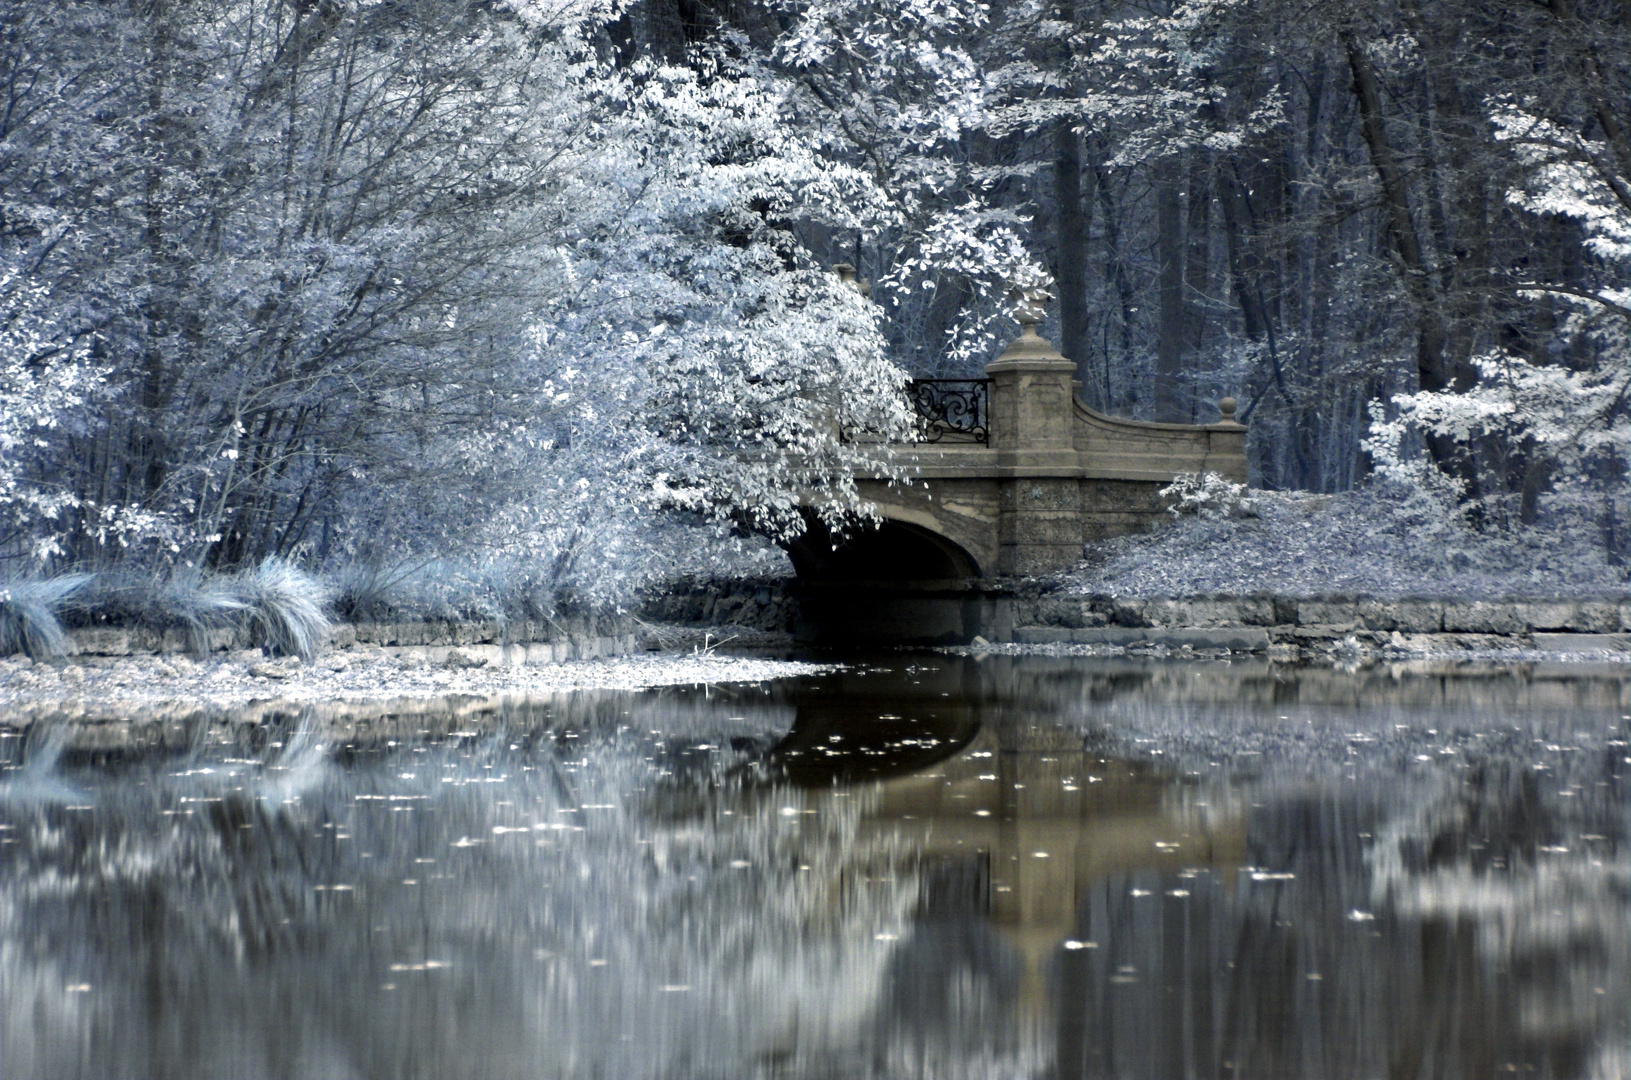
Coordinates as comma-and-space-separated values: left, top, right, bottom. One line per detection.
0, 655, 1626, 1080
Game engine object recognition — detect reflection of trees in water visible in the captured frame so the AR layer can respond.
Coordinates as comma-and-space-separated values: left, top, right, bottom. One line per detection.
1367, 747, 1629, 1080
1043, 673, 1628, 1080
0, 696, 933, 1080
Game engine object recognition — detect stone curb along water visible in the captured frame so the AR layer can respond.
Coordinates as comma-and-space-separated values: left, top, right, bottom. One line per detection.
61, 614, 645, 664
1008, 595, 1631, 653
51, 591, 1631, 659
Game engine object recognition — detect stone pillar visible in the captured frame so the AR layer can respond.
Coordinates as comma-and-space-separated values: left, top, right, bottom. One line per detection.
985, 310, 1078, 465
1202, 396, 1249, 482
985, 300, 1084, 575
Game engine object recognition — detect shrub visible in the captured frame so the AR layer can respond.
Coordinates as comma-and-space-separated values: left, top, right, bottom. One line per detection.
1159, 472, 1258, 520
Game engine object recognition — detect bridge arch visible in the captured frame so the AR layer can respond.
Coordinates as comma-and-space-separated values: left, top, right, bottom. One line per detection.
786, 516, 980, 585
785, 514, 988, 646
778, 282, 1247, 645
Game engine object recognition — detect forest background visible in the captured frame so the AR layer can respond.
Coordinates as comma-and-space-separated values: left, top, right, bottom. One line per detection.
1, 0, 1626, 637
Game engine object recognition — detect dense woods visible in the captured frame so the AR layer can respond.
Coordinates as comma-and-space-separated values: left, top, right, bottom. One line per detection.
1, 0, 1626, 607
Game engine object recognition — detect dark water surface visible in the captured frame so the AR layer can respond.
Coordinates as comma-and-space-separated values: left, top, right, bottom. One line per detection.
1, 655, 1626, 1080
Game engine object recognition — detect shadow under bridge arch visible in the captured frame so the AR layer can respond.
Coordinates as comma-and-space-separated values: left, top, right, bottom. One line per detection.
785, 514, 991, 646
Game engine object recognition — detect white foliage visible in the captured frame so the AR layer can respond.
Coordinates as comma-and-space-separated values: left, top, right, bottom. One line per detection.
1068, 486, 1627, 601
1492, 101, 1631, 268
776, 0, 1053, 375
1159, 471, 1257, 520
0, 1, 922, 598
1364, 96, 1631, 525
0, 273, 100, 563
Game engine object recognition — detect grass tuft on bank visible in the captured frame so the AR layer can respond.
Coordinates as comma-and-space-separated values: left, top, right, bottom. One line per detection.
5, 558, 333, 661
0, 576, 90, 660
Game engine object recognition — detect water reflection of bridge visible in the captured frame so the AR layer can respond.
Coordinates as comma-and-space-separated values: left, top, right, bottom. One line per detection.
750, 661, 1248, 1042
854, 723, 1245, 1028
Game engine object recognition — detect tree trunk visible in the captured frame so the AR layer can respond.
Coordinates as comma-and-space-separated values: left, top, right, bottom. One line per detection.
1090, 137, 1135, 412
1155, 159, 1185, 421
1054, 119, 1090, 394
1185, 151, 1211, 366
1345, 29, 1475, 485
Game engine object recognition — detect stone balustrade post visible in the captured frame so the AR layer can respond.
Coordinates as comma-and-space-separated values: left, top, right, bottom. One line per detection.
984, 315, 1078, 468
984, 299, 1085, 575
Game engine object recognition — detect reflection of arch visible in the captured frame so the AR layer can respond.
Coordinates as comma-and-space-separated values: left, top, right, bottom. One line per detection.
767, 702, 980, 786
786, 515, 981, 584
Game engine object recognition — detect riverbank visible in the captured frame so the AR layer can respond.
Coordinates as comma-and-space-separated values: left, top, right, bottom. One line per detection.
644, 577, 1629, 657
647, 481, 1629, 655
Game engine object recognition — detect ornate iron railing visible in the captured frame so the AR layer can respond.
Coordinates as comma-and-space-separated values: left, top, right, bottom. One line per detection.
909, 378, 990, 445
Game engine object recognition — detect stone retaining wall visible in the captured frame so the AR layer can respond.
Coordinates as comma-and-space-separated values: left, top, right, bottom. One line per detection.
639, 577, 794, 632
1009, 595, 1631, 653
637, 578, 1629, 653
63, 613, 642, 663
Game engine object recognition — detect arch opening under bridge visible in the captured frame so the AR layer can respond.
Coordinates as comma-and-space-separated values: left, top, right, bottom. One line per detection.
786, 516, 987, 646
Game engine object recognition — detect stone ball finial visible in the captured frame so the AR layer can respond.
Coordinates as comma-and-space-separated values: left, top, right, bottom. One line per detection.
1219, 397, 1239, 423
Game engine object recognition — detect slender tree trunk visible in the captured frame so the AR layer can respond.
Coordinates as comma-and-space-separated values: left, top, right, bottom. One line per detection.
1090, 138, 1135, 412
1054, 119, 1090, 394
1155, 158, 1185, 421
1185, 150, 1211, 366
1216, 164, 1266, 340
137, 2, 174, 505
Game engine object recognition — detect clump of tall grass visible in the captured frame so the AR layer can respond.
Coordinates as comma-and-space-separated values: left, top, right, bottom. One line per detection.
0, 575, 91, 660
220, 558, 333, 661
73, 567, 244, 655
328, 557, 559, 626
42, 557, 332, 661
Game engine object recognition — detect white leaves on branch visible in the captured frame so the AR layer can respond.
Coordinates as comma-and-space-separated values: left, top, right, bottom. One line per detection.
0, 272, 99, 563
1159, 471, 1258, 520
1366, 95, 1630, 525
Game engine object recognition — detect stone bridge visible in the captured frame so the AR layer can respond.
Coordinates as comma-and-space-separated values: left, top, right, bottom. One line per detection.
788, 308, 1248, 644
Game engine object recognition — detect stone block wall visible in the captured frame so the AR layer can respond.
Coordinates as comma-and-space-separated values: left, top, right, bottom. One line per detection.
62, 612, 642, 661
1006, 594, 1631, 652
638, 577, 795, 632
1078, 479, 1170, 541
998, 478, 1084, 574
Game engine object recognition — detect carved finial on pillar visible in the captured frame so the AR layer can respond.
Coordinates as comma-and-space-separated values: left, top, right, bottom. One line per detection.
833, 263, 871, 297
1008, 285, 1050, 333
1218, 397, 1243, 426
993, 286, 1064, 364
